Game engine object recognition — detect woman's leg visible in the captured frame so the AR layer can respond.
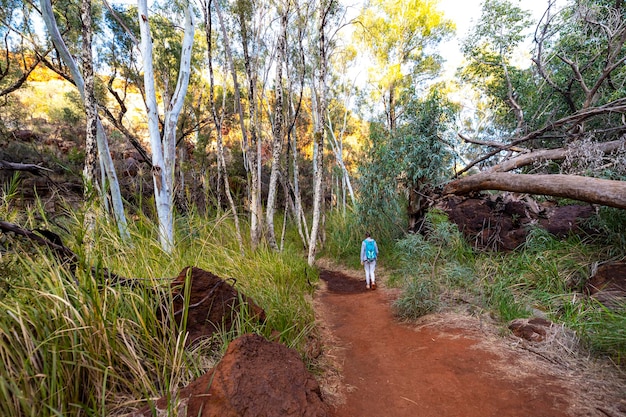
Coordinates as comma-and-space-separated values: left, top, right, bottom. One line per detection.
364, 262, 371, 287
370, 260, 376, 288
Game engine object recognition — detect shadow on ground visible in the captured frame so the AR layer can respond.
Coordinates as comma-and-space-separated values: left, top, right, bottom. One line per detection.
318, 269, 368, 294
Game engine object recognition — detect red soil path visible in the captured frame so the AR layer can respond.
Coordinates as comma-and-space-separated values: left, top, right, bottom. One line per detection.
315, 267, 616, 417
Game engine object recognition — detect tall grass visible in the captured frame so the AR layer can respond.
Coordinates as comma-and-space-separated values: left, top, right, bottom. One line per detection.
323, 208, 404, 269
0, 202, 317, 416
389, 209, 475, 319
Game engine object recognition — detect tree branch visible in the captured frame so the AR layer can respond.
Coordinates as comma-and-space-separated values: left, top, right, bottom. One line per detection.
458, 133, 526, 152
455, 98, 626, 176
487, 136, 626, 173
0, 220, 137, 286
0, 160, 53, 175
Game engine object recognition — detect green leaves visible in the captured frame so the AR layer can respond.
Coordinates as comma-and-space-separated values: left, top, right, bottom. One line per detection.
462, 0, 534, 57
459, 0, 534, 132
357, 91, 455, 232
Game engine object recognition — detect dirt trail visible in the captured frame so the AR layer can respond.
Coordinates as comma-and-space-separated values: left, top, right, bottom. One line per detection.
314, 266, 623, 417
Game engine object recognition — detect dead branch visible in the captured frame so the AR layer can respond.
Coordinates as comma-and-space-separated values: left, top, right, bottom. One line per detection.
0, 220, 134, 286
0, 160, 53, 175
458, 133, 526, 152
0, 221, 76, 261
455, 98, 626, 177
486, 136, 626, 173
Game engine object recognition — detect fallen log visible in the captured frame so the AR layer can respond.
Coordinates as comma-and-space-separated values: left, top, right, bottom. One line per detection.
0, 220, 128, 285
0, 160, 53, 175
444, 173, 626, 209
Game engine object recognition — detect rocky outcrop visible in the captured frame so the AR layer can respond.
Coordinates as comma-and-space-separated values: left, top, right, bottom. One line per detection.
439, 194, 595, 251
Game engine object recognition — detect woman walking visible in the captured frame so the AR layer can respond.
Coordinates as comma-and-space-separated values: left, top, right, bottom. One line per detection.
360, 232, 379, 290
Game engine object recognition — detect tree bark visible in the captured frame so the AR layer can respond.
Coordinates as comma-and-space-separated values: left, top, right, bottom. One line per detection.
266, 3, 288, 251
327, 113, 355, 206
236, 5, 263, 248
308, 0, 331, 266
289, 97, 309, 248
444, 172, 626, 209
204, 0, 245, 255
486, 137, 626, 173
81, 0, 98, 242
137, 0, 195, 252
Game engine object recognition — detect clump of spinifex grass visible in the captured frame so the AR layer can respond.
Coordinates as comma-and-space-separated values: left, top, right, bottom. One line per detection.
388, 209, 475, 319
0, 248, 184, 416
0, 201, 317, 416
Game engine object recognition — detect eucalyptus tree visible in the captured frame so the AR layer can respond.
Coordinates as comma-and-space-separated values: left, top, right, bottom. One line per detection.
39, 0, 130, 241
232, 0, 265, 248
100, 3, 152, 165
307, 0, 338, 265
264, 0, 290, 251
284, 0, 312, 249
448, 0, 626, 209
326, 47, 359, 210
0, 0, 46, 104
354, 0, 454, 131
358, 90, 456, 233
201, 0, 245, 254
136, 0, 195, 252
531, 0, 626, 125
80, 0, 98, 239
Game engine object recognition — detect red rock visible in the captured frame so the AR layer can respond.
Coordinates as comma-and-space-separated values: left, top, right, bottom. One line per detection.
135, 334, 329, 417
161, 267, 266, 346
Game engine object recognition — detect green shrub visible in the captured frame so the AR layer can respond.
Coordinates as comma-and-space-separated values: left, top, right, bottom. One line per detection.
393, 278, 439, 320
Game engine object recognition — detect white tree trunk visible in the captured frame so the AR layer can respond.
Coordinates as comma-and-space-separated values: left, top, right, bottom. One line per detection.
327, 114, 355, 206
40, 0, 130, 241
266, 5, 288, 251
137, 0, 195, 252
308, 0, 329, 266
214, 0, 262, 247
290, 99, 309, 247
203, 0, 245, 254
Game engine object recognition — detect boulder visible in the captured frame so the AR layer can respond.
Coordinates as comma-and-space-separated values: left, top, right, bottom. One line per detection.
439, 194, 596, 251
584, 262, 626, 310
134, 334, 329, 417
163, 267, 266, 346
509, 317, 553, 342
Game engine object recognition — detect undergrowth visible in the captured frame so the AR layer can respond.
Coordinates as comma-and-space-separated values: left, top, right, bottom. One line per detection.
323, 208, 403, 269
0, 200, 317, 416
